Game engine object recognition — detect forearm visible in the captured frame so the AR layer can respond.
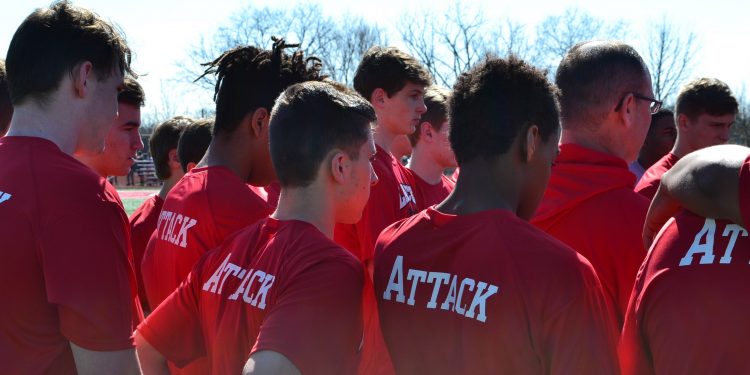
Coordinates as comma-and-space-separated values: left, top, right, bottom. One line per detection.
134, 331, 171, 375
70, 342, 140, 375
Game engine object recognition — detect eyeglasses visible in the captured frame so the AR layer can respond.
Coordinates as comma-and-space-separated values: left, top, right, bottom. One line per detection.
614, 92, 662, 114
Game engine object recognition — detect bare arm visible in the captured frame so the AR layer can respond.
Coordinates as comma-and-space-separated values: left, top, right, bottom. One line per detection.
644, 145, 749, 247
70, 342, 140, 375
134, 331, 171, 375
243, 350, 302, 375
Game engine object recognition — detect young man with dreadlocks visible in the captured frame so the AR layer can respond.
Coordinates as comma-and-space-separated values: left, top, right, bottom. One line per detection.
136, 80, 374, 375
140, 39, 323, 374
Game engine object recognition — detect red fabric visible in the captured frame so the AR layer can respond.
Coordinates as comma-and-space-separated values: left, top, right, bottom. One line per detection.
739, 155, 750, 227
264, 181, 281, 208
634, 152, 680, 200
620, 211, 750, 375
450, 167, 459, 182
334, 144, 419, 375
334, 145, 419, 264
129, 194, 164, 311
142, 166, 272, 308
140, 166, 271, 375
374, 207, 619, 374
138, 218, 363, 375
411, 173, 455, 209
532, 143, 649, 328
0, 137, 143, 374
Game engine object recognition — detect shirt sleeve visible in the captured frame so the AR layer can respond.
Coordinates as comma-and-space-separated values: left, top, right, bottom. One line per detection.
42, 203, 137, 351
541, 259, 620, 375
137, 256, 207, 367
252, 256, 364, 375
739, 156, 750, 227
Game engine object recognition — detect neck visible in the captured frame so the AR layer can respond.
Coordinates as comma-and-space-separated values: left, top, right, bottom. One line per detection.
560, 128, 626, 160
373, 122, 398, 155
436, 158, 517, 216
199, 135, 250, 181
271, 184, 335, 238
670, 135, 692, 158
407, 148, 444, 184
158, 173, 182, 199
6, 106, 78, 154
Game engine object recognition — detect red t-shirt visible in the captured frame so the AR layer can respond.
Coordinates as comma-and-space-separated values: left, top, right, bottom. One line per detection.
411, 172, 455, 209
334, 144, 419, 375
532, 143, 649, 328
634, 152, 680, 200
620, 211, 750, 374
129, 194, 164, 311
141, 165, 273, 309
0, 137, 143, 374
374, 208, 619, 374
138, 218, 364, 374
739, 155, 750, 226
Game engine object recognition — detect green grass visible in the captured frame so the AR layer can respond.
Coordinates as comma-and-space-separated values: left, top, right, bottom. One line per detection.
123, 198, 147, 217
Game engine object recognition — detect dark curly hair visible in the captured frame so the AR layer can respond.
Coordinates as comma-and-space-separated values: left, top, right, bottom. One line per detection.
449, 56, 560, 164
197, 37, 325, 136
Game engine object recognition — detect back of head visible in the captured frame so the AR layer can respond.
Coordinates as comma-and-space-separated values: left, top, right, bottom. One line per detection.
119, 76, 145, 108
5, 0, 132, 107
555, 41, 648, 129
0, 60, 12, 136
198, 37, 324, 137
408, 85, 450, 147
178, 118, 214, 173
675, 78, 738, 119
450, 56, 560, 164
353, 46, 432, 101
270, 81, 375, 188
150, 116, 193, 180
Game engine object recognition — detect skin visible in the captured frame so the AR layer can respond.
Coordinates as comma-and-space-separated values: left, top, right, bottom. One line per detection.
638, 115, 677, 168
370, 81, 427, 155
137, 133, 379, 375
437, 124, 560, 220
75, 102, 143, 177
672, 112, 736, 158
407, 120, 457, 184
643, 144, 748, 248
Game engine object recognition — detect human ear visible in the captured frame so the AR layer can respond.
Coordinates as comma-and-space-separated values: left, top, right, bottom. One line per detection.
524, 125, 540, 163
167, 148, 180, 169
72, 61, 94, 98
249, 107, 269, 138
422, 122, 434, 141
330, 150, 348, 184
371, 88, 387, 109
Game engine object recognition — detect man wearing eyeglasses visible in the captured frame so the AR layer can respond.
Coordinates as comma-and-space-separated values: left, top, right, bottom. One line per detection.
635, 78, 738, 200
532, 41, 653, 330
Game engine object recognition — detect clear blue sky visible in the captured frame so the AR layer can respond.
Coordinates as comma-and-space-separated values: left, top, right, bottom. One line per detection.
1, 0, 748, 121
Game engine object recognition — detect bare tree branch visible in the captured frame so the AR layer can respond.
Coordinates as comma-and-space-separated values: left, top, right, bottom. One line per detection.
646, 16, 698, 104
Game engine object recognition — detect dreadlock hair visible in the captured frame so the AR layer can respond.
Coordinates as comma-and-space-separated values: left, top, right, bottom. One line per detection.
196, 37, 325, 137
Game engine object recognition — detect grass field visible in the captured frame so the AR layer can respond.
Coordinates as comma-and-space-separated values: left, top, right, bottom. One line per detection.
117, 188, 159, 216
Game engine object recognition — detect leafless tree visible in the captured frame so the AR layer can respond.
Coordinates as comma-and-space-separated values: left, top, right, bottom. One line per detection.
399, 2, 497, 86
491, 18, 534, 62
646, 17, 698, 104
730, 86, 750, 146
534, 8, 627, 71
327, 16, 387, 84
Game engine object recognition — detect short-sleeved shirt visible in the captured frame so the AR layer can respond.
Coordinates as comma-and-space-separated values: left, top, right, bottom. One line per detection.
532, 143, 649, 328
411, 172, 455, 209
739, 155, 750, 226
0, 136, 143, 374
141, 165, 273, 309
334, 144, 419, 375
374, 208, 619, 374
138, 218, 364, 374
129, 194, 164, 310
620, 211, 750, 374
634, 152, 680, 200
